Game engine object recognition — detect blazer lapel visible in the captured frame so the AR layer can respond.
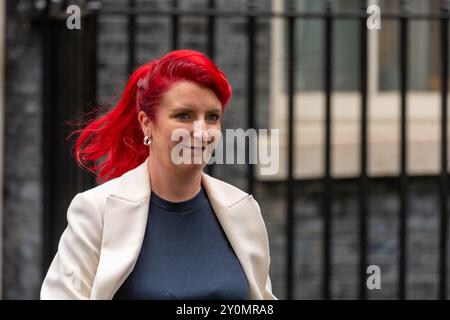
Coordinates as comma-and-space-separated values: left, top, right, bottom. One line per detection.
90, 159, 151, 299
202, 175, 266, 299
91, 157, 264, 299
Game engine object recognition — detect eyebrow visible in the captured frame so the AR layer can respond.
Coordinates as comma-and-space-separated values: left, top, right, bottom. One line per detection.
171, 106, 222, 113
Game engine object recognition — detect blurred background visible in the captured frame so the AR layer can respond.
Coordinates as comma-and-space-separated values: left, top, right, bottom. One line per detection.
1, 0, 450, 299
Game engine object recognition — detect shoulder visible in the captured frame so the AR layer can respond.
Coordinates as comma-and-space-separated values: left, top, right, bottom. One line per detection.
204, 174, 271, 254
70, 176, 122, 218
202, 173, 263, 216
83, 177, 121, 203
202, 173, 254, 207
202, 173, 248, 196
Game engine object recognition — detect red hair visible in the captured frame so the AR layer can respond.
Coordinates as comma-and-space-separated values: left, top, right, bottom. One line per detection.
69, 49, 232, 184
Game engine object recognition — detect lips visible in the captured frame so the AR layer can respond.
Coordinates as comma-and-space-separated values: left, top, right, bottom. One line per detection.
181, 145, 206, 151
191, 146, 206, 151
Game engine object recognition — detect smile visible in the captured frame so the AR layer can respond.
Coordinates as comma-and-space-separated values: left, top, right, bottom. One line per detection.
181, 145, 206, 151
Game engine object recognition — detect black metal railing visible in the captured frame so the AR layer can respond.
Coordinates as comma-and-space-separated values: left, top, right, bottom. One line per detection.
34, 0, 99, 275
36, 0, 450, 300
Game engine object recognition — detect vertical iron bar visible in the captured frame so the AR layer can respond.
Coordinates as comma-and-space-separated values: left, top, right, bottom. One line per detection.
43, 0, 50, 15
398, 0, 409, 300
41, 10, 57, 277
322, 1, 333, 300
207, 0, 216, 59
246, 0, 256, 195
439, 0, 449, 301
84, 0, 100, 190
172, 0, 179, 50
358, 0, 369, 300
205, 0, 216, 177
86, 1, 99, 108
286, 0, 296, 300
127, 0, 136, 75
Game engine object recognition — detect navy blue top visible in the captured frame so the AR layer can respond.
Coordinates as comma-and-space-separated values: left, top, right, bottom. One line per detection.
113, 184, 249, 300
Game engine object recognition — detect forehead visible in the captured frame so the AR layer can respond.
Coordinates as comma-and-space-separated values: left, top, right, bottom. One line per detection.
160, 81, 221, 109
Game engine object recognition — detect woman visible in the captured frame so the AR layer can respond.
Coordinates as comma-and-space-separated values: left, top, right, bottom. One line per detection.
41, 49, 276, 300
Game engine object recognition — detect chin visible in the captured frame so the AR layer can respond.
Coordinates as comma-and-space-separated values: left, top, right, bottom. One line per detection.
175, 162, 206, 173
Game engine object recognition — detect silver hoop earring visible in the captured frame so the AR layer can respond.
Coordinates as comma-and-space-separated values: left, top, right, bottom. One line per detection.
143, 136, 152, 146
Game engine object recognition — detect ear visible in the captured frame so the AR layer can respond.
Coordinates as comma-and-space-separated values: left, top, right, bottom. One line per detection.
137, 110, 152, 138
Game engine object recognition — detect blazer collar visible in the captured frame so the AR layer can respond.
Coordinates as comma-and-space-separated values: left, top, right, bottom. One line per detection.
90, 157, 264, 300
109, 156, 247, 207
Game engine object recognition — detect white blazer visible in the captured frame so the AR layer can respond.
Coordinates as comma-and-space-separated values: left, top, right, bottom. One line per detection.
40, 157, 277, 300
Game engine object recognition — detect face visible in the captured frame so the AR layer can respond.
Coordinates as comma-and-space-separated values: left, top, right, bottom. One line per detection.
138, 80, 223, 173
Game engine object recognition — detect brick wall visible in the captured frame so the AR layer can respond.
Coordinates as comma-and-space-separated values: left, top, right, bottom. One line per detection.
3, 0, 43, 299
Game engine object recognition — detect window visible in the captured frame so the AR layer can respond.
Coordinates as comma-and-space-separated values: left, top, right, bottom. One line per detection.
260, 0, 450, 180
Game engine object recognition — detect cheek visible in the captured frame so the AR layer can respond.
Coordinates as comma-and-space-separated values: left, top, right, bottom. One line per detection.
151, 125, 173, 151
154, 119, 192, 150
162, 124, 184, 149
208, 123, 222, 139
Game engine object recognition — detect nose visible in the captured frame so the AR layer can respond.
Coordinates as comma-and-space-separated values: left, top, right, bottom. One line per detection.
192, 120, 210, 144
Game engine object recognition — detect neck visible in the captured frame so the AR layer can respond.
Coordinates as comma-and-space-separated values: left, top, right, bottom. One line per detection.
148, 156, 203, 202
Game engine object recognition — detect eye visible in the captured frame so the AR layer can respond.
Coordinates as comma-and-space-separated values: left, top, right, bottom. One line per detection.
176, 113, 190, 120
207, 113, 220, 121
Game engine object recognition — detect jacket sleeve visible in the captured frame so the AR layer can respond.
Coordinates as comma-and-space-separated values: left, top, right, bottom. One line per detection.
40, 192, 103, 300
264, 271, 278, 300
